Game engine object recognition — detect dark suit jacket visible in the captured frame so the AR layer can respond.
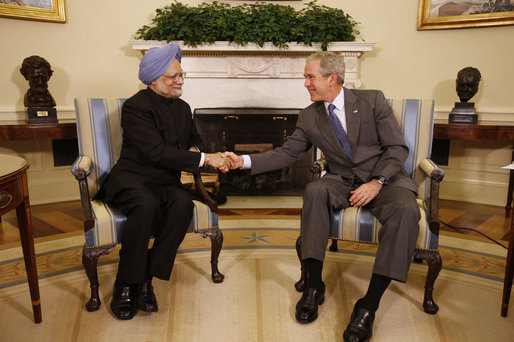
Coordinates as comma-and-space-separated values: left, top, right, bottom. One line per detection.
98, 87, 204, 201
249, 88, 417, 194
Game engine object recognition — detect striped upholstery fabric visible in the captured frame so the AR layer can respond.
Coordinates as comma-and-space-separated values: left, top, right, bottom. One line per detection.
329, 99, 439, 250
74, 98, 218, 247
74, 98, 125, 198
330, 199, 437, 250
388, 99, 435, 202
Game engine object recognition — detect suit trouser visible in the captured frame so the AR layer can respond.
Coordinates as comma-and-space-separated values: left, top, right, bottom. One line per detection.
107, 185, 194, 284
301, 174, 420, 282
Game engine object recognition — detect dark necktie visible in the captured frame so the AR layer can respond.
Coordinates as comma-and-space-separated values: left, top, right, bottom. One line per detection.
327, 103, 353, 162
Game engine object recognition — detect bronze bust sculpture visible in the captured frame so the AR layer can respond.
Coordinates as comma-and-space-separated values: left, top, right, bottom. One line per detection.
456, 67, 481, 103
449, 66, 481, 124
19, 55, 57, 123
20, 55, 56, 108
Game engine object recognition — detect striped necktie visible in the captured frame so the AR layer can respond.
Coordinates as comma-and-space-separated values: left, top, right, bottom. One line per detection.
327, 103, 353, 162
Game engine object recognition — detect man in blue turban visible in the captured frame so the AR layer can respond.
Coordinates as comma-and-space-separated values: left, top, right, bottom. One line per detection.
138, 42, 182, 85
96, 42, 231, 320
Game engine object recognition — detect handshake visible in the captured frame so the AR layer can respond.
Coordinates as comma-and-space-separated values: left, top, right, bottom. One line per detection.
204, 152, 243, 173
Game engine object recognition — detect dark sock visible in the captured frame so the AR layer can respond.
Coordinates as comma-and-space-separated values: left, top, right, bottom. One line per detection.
115, 275, 142, 289
360, 273, 392, 312
114, 277, 128, 290
145, 250, 154, 283
304, 258, 323, 290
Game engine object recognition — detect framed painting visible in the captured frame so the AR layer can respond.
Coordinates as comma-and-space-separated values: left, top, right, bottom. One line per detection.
0, 0, 66, 23
418, 0, 514, 30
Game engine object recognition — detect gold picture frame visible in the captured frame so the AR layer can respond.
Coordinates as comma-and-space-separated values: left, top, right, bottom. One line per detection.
0, 0, 66, 23
418, 0, 514, 30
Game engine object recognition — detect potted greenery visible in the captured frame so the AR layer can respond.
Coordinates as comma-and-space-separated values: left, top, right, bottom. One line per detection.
134, 0, 360, 51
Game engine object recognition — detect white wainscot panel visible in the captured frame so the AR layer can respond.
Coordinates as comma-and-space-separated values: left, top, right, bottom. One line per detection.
440, 140, 511, 206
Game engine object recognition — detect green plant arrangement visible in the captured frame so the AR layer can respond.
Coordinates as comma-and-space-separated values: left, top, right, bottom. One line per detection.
135, 1, 360, 50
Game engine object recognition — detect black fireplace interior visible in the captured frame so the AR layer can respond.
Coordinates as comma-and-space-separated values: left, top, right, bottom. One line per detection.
194, 108, 315, 196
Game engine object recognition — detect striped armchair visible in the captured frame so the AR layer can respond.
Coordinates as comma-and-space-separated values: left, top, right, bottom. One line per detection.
71, 98, 224, 312
294, 99, 444, 315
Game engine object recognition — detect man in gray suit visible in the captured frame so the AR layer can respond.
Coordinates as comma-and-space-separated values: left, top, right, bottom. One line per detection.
224, 51, 420, 342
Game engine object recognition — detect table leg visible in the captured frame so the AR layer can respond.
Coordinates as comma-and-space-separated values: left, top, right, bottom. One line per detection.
505, 148, 514, 218
15, 173, 41, 323
502, 215, 514, 317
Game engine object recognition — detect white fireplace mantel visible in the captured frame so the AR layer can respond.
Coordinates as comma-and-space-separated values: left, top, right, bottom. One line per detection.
130, 40, 375, 89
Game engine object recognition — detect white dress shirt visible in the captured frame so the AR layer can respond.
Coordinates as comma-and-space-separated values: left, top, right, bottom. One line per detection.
324, 87, 347, 131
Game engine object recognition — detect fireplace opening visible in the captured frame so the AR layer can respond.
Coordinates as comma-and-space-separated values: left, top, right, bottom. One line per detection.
194, 108, 315, 196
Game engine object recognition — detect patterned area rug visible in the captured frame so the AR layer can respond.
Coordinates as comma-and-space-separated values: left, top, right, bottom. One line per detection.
0, 219, 513, 341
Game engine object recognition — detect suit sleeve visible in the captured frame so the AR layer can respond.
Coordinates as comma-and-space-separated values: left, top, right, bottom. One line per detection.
249, 112, 312, 175
121, 99, 201, 173
370, 91, 409, 181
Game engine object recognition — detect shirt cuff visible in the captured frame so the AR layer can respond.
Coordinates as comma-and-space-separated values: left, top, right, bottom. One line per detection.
242, 155, 251, 169
200, 152, 205, 167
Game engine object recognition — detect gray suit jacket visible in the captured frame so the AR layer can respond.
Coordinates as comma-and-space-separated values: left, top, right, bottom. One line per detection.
250, 88, 417, 194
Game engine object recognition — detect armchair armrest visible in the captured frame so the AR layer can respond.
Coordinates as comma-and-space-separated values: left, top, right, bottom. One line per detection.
71, 155, 95, 232
310, 158, 328, 179
419, 158, 445, 235
419, 159, 445, 182
181, 170, 219, 213
71, 155, 93, 177
193, 171, 219, 213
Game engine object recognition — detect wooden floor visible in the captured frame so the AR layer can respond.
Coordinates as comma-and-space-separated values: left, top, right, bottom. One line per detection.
0, 198, 511, 249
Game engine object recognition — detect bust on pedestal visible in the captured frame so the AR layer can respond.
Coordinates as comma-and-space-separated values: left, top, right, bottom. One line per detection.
449, 66, 481, 124
20, 55, 58, 124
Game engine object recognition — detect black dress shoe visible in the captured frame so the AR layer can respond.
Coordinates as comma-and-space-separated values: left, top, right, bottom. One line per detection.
111, 284, 138, 320
138, 281, 158, 312
343, 300, 375, 342
295, 282, 325, 324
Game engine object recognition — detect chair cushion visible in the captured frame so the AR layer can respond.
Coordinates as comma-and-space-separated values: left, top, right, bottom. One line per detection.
329, 199, 438, 250
85, 200, 218, 247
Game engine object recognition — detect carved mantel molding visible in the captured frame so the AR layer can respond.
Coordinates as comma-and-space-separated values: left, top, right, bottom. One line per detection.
130, 40, 375, 89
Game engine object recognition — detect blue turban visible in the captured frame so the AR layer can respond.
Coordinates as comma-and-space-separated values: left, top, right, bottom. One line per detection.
138, 42, 182, 85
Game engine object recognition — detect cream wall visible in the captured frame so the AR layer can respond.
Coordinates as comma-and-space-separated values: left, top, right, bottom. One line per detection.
0, 0, 512, 205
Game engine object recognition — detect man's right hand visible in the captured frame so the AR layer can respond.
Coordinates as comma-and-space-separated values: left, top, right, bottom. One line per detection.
221, 152, 244, 169
205, 152, 233, 173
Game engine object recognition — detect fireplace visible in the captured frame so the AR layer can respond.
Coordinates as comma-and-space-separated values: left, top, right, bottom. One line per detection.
194, 108, 315, 196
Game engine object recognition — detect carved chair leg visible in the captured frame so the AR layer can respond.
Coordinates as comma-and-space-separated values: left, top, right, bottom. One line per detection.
198, 227, 225, 283
329, 238, 338, 251
415, 249, 442, 315
82, 244, 115, 312
294, 236, 307, 292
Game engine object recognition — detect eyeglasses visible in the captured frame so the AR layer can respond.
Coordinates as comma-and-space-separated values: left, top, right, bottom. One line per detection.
162, 72, 186, 81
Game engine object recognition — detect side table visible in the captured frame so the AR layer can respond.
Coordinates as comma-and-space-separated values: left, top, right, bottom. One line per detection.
433, 123, 514, 217
0, 154, 42, 323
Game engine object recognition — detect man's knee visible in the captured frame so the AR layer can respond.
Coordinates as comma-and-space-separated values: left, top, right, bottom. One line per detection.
375, 188, 419, 219
177, 197, 195, 217
112, 188, 161, 216
401, 199, 421, 221
166, 189, 195, 217
304, 180, 330, 201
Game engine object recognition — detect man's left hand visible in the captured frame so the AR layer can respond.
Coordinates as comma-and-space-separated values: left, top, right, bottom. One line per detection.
349, 179, 382, 207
